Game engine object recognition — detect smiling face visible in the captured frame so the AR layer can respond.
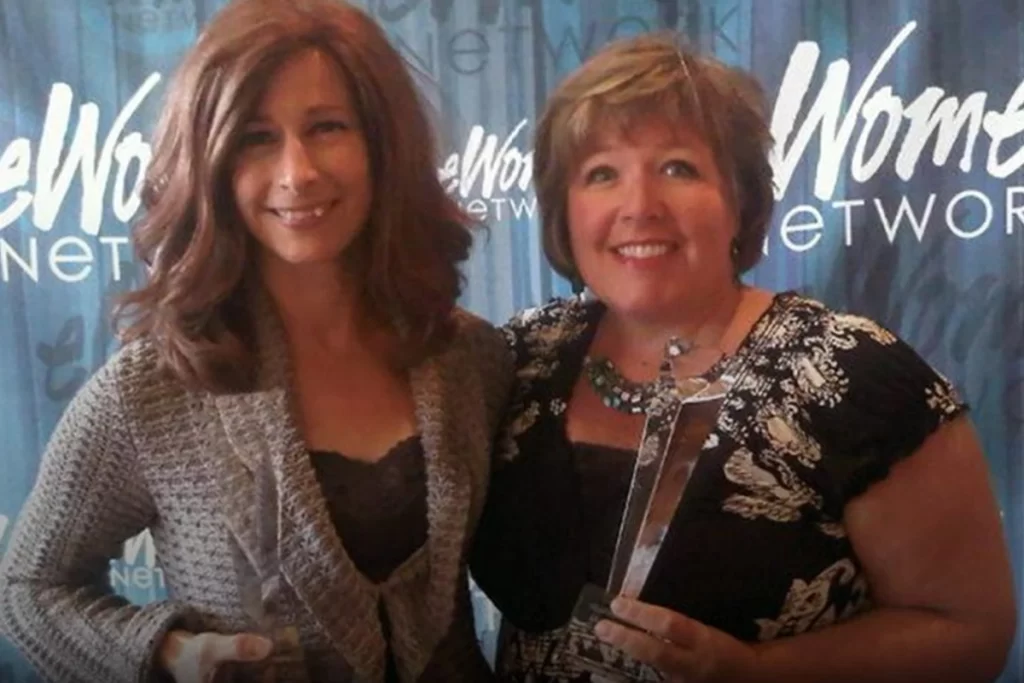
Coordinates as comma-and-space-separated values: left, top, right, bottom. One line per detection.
566, 117, 738, 324
231, 48, 372, 277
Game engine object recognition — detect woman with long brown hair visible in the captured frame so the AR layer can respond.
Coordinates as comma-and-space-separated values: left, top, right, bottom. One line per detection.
0, 1, 510, 681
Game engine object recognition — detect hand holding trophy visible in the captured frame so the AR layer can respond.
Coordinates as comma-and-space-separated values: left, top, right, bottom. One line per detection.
566, 338, 733, 683
159, 449, 308, 683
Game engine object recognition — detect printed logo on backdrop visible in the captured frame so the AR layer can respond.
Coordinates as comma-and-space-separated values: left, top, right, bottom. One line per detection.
771, 21, 1024, 256
440, 119, 536, 223
35, 266, 140, 404
80, 0, 197, 56
0, 73, 159, 286
111, 529, 166, 604
0, 521, 163, 606
368, 0, 680, 225
768, 20, 1024, 446
1, 20, 1021, 395
368, 0, 678, 79
0, 0, 746, 284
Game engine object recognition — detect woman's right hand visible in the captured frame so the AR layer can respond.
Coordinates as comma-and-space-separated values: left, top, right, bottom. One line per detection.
159, 629, 274, 683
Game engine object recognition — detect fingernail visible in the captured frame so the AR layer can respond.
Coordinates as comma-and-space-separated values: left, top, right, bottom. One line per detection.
610, 597, 625, 614
594, 621, 611, 640
243, 636, 273, 660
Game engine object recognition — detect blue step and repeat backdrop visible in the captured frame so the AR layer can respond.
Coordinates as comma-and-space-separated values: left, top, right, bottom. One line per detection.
0, 0, 1021, 681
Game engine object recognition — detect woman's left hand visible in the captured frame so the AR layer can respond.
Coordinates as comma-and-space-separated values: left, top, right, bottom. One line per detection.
594, 597, 758, 683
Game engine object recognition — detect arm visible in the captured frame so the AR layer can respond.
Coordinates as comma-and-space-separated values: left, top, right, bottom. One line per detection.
469, 304, 591, 632
0, 362, 196, 683
750, 414, 1015, 682
598, 415, 1016, 683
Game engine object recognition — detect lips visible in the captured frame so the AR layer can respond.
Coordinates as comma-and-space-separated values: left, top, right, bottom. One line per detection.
268, 200, 336, 226
613, 241, 677, 259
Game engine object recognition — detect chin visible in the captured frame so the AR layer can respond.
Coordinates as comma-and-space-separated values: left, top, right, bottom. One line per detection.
602, 290, 676, 318
265, 247, 345, 269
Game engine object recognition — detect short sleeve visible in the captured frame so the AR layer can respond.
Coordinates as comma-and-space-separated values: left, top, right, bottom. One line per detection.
807, 313, 968, 505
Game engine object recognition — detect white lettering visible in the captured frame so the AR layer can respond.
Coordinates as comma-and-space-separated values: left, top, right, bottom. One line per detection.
770, 22, 916, 200
833, 198, 866, 246
0, 138, 32, 229
131, 566, 153, 590
983, 80, 1024, 177
945, 190, 992, 239
122, 528, 156, 568
1006, 186, 1024, 235
465, 198, 489, 219
49, 236, 93, 283
896, 89, 985, 178
852, 87, 904, 182
1, 237, 40, 282
489, 197, 507, 220
441, 119, 533, 200
109, 565, 165, 595
112, 133, 150, 222
874, 194, 936, 242
780, 205, 824, 252
771, 22, 1024, 200
0, 235, 135, 283
109, 564, 131, 592
508, 196, 537, 220
0, 73, 160, 236
99, 236, 131, 282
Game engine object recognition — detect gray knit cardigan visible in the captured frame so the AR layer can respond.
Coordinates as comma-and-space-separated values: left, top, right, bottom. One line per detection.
0, 300, 513, 683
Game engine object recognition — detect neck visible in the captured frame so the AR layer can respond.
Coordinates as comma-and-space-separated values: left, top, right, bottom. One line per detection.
260, 258, 367, 352
599, 284, 746, 368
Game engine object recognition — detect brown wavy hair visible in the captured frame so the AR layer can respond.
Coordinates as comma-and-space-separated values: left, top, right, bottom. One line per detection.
534, 32, 775, 281
115, 0, 471, 393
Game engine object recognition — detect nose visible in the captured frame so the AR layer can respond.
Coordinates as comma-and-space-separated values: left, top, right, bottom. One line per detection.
276, 136, 319, 191
619, 171, 665, 224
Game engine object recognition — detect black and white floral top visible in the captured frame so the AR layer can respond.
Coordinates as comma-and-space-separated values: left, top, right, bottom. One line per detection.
469, 291, 966, 683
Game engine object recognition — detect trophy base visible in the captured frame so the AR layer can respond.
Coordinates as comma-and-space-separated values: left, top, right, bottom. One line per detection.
562, 584, 655, 683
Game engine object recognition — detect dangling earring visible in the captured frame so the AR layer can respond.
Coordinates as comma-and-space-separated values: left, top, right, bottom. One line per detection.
730, 238, 742, 281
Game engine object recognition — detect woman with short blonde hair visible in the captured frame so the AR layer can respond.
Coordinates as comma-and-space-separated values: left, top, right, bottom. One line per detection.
472, 32, 1015, 683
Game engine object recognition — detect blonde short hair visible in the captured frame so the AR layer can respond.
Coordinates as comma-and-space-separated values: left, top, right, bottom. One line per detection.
534, 32, 774, 281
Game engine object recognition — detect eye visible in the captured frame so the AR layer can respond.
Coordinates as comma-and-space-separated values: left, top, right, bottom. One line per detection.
663, 159, 698, 178
310, 119, 351, 135
238, 129, 275, 148
582, 164, 616, 185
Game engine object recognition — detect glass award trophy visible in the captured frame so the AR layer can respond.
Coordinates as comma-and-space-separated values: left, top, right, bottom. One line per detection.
563, 341, 732, 682
227, 449, 307, 683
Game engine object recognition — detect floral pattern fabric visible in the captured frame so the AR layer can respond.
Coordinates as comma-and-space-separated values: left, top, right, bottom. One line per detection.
471, 292, 965, 683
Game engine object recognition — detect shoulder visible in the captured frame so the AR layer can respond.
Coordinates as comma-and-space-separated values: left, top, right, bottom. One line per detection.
450, 307, 502, 346
788, 294, 899, 344
757, 293, 965, 443
41, 337, 187, 462
436, 309, 515, 439
757, 293, 897, 344
87, 337, 193, 419
762, 293, 925, 371
448, 307, 510, 372
763, 295, 966, 500
501, 295, 597, 368
503, 295, 592, 339
447, 306, 515, 395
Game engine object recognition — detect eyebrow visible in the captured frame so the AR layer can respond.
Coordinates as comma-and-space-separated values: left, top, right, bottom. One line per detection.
580, 142, 699, 161
245, 105, 353, 125
305, 104, 351, 116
